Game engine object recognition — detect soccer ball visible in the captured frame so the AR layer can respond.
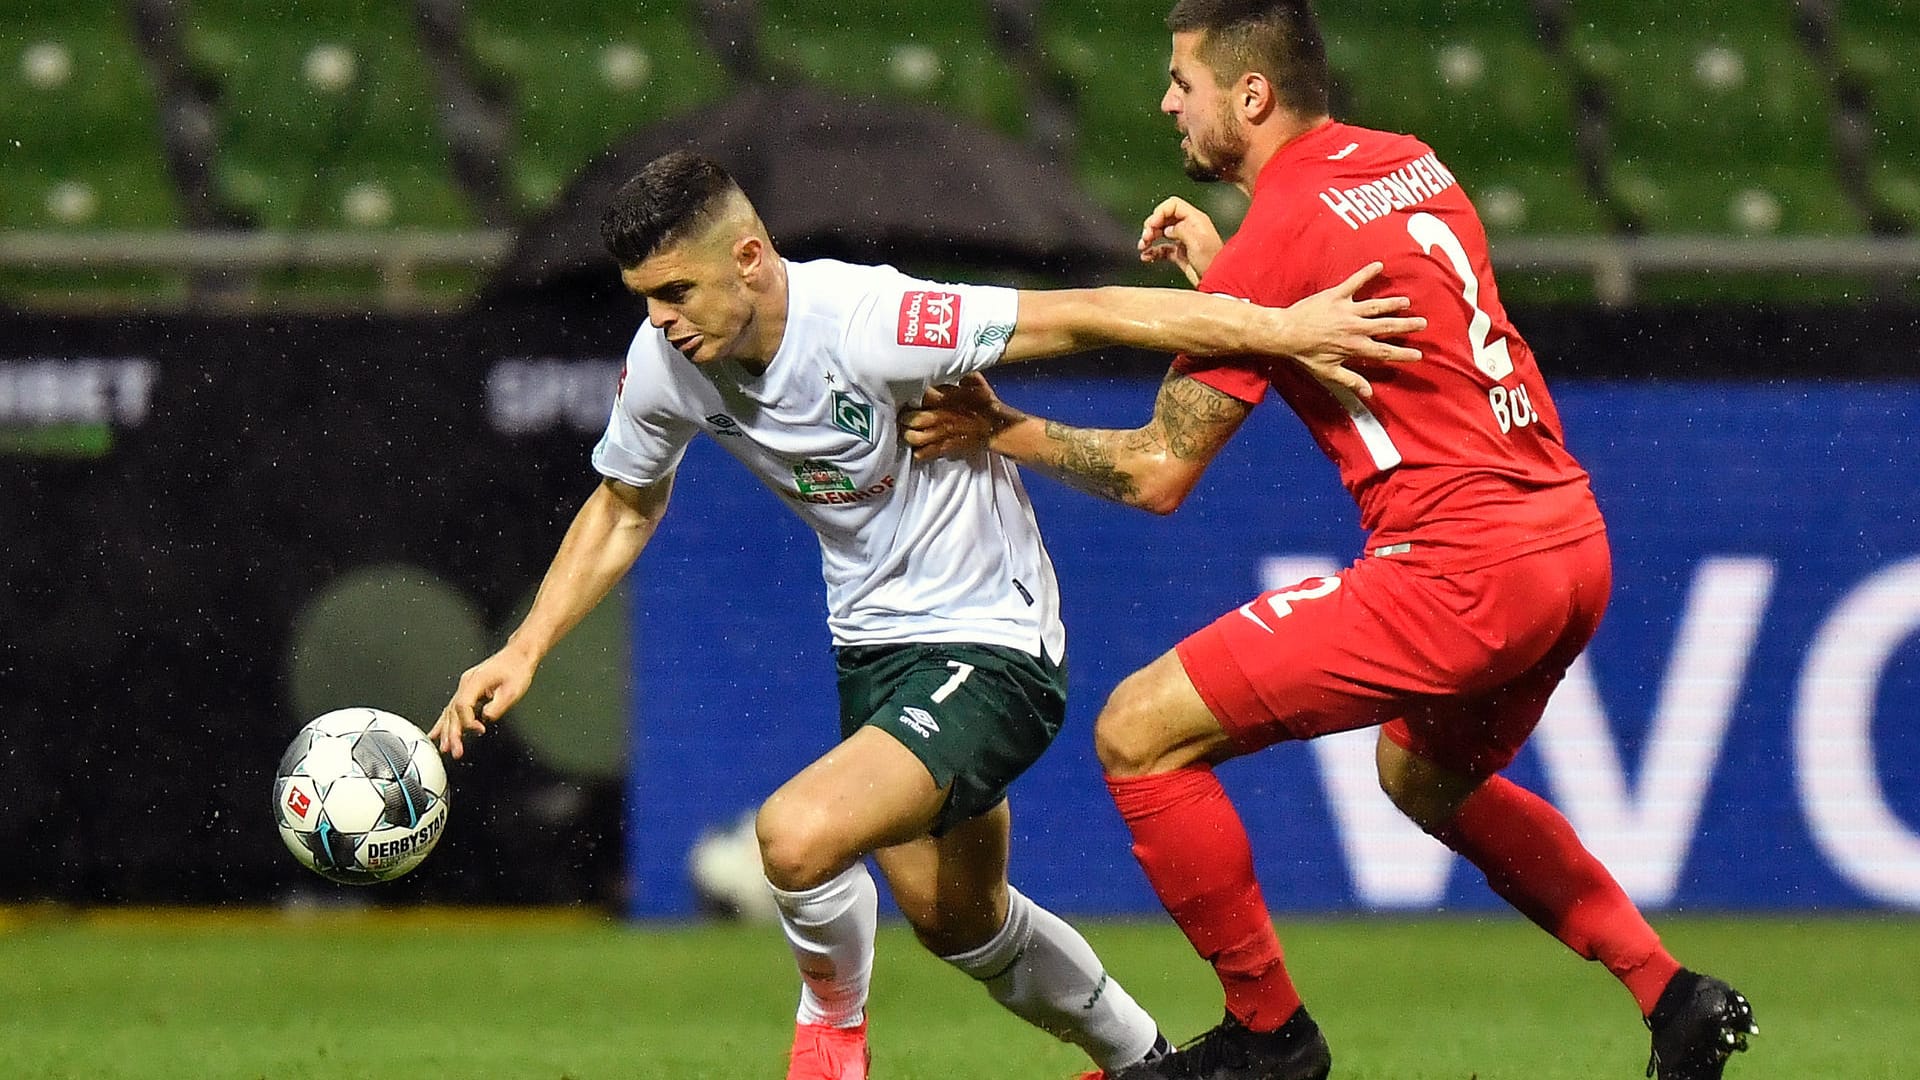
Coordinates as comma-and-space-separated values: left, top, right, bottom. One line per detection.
273, 708, 450, 885
687, 810, 779, 923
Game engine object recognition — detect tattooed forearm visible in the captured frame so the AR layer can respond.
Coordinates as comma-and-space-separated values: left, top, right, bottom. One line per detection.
1157, 372, 1249, 460
1036, 419, 1158, 506
1007, 373, 1247, 513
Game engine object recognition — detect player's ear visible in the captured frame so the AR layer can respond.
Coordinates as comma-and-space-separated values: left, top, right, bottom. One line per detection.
734, 234, 764, 279
1240, 71, 1276, 122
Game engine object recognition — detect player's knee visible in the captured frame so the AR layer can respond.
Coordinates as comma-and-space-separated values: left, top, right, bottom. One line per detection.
754, 798, 848, 892
1375, 737, 1467, 833
1094, 678, 1171, 778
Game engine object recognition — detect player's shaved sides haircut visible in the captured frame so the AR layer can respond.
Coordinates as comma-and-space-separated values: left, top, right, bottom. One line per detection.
601, 150, 744, 268
1167, 0, 1330, 116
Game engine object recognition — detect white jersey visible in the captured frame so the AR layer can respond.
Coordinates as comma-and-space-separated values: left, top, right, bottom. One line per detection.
593, 259, 1065, 661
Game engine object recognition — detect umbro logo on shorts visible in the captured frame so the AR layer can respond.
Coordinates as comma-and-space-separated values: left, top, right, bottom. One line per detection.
900, 707, 940, 738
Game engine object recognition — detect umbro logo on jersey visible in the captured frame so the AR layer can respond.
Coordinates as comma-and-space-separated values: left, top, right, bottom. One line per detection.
831, 390, 874, 442
975, 321, 1014, 349
900, 707, 940, 738
898, 291, 961, 348
705, 412, 744, 437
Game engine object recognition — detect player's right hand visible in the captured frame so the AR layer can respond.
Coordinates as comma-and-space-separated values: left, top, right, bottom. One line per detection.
430, 647, 536, 759
1276, 262, 1425, 399
901, 373, 1016, 461
1139, 197, 1224, 286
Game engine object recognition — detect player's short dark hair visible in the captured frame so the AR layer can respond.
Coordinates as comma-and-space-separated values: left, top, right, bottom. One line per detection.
1166, 0, 1330, 116
601, 151, 743, 268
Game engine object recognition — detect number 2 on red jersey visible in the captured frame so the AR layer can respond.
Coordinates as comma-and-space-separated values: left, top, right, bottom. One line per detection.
1408, 212, 1511, 379
1407, 211, 1539, 434
1327, 208, 1543, 469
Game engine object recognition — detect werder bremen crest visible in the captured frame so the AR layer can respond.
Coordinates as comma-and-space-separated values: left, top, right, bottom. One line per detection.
830, 389, 875, 442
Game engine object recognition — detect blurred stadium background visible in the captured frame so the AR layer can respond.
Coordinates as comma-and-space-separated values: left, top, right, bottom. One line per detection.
3, 0, 1919, 308
3, 1, 1917, 1077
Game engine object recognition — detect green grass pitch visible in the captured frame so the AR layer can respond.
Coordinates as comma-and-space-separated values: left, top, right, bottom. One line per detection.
3, 908, 1916, 1078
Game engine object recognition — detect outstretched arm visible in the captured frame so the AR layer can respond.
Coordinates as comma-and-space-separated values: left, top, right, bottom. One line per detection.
431, 474, 671, 758
1001, 262, 1422, 399
903, 370, 1252, 515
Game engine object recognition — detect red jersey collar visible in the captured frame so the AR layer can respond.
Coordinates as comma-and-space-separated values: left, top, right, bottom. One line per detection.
1253, 118, 1346, 195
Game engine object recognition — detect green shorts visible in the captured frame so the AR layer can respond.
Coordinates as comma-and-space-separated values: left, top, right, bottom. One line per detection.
835, 642, 1068, 837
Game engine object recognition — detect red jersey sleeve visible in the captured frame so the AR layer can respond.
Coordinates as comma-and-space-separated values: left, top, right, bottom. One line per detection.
1172, 353, 1271, 404
1168, 245, 1314, 405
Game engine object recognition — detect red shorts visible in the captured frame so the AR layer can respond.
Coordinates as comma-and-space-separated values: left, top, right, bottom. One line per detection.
1175, 530, 1611, 779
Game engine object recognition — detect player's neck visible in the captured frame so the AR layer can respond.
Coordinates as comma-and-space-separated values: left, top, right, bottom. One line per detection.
1236, 112, 1333, 194
736, 259, 791, 377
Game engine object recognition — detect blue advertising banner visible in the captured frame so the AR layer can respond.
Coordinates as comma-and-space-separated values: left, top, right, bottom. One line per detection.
628, 379, 1919, 915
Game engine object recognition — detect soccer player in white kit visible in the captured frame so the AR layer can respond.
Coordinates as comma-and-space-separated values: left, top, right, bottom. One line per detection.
431, 150, 1422, 1080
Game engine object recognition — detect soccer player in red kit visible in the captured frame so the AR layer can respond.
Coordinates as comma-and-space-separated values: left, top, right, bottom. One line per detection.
900, 2, 1759, 1079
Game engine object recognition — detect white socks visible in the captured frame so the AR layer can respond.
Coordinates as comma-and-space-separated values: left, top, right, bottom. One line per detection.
769, 862, 880, 1029
941, 886, 1160, 1071
770, 868, 1158, 1069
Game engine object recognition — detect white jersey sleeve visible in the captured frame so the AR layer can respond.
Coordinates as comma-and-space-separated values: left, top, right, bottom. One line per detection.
591, 334, 699, 487
840, 272, 1019, 385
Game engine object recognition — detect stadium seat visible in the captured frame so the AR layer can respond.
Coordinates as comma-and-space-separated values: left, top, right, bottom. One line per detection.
1830, 4, 1919, 228
1462, 165, 1607, 236
1869, 163, 1920, 231
1832, 1, 1920, 115
1608, 161, 1866, 235
1569, 2, 1864, 234
182, 0, 473, 229
464, 1, 730, 210
0, 7, 185, 301
0, 17, 179, 229
758, 0, 1025, 135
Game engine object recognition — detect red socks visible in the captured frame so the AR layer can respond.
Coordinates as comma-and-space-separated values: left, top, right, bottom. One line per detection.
1433, 774, 1681, 1015
1107, 767, 1302, 1031
1112, 766, 1681, 1021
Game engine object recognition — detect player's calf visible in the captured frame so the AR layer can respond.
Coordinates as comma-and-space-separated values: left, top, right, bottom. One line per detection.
943, 887, 1165, 1074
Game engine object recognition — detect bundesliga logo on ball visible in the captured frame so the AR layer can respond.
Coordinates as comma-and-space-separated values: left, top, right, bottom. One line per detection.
272, 708, 450, 884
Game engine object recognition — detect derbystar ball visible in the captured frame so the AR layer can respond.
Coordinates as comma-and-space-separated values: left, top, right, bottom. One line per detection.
272, 708, 450, 884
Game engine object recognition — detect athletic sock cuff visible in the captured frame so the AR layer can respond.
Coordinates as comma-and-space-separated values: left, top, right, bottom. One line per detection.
940, 885, 1035, 980
1105, 765, 1222, 819
768, 863, 874, 926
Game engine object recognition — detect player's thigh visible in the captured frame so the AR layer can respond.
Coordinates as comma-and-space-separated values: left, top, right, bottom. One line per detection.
758, 725, 948, 889
1095, 648, 1239, 777
1175, 561, 1426, 754
1189, 546, 1607, 757
1384, 533, 1613, 780
836, 641, 1066, 838
873, 800, 1011, 955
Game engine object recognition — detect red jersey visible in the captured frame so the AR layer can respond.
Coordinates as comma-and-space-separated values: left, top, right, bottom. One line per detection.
1175, 120, 1603, 572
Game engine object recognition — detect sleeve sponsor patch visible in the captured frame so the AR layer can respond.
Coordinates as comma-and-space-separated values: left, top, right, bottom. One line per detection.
897, 291, 962, 348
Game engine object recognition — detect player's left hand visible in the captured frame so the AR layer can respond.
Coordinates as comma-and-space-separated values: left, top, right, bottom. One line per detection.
900, 373, 1018, 461
429, 646, 536, 759
1276, 262, 1425, 399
